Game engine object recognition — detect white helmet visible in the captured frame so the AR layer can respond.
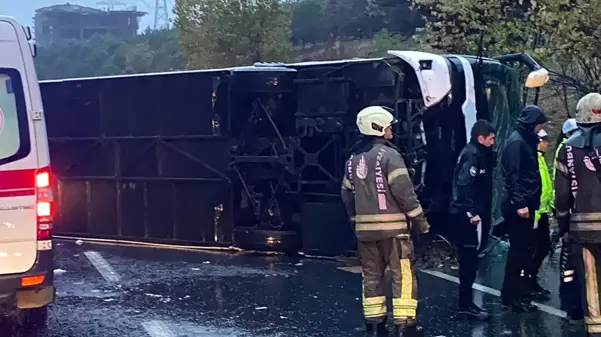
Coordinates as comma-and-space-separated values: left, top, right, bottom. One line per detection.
356, 106, 397, 137
561, 118, 578, 134
576, 93, 601, 124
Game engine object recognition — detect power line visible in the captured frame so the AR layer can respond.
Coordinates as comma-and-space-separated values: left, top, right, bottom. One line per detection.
97, 0, 126, 11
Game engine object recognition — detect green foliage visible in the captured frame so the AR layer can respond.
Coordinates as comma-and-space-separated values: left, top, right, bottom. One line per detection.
288, 0, 422, 46
35, 29, 185, 80
174, 0, 293, 69
367, 29, 421, 57
409, 0, 601, 93
291, 0, 326, 46
411, 0, 547, 57
537, 0, 601, 92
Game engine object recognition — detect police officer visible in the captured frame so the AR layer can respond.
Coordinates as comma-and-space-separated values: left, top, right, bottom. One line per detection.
555, 93, 601, 336
530, 129, 552, 299
500, 104, 548, 312
341, 106, 429, 337
450, 119, 496, 321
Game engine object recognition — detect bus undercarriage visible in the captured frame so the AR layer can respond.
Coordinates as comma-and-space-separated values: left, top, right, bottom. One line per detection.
42, 51, 548, 256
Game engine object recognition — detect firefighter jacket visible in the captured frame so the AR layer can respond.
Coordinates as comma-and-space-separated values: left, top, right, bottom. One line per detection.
535, 151, 553, 224
341, 138, 429, 242
449, 140, 494, 219
554, 125, 601, 242
501, 123, 542, 211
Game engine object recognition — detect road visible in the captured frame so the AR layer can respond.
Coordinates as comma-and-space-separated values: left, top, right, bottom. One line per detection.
0, 239, 585, 337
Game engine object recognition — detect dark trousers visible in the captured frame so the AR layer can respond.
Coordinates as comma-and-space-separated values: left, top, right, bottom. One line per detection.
571, 241, 601, 336
559, 242, 584, 319
453, 213, 479, 308
532, 213, 550, 279
501, 207, 536, 301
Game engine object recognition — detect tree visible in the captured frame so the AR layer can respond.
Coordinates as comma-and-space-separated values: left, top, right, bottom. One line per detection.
411, 0, 547, 57
538, 1, 601, 92
174, 0, 293, 69
291, 0, 326, 46
367, 28, 422, 57
35, 29, 185, 80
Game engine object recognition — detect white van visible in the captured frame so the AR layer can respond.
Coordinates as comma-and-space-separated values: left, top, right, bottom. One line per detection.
0, 16, 54, 328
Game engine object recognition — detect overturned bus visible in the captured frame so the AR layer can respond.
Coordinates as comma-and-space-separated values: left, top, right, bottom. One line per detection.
41, 51, 549, 256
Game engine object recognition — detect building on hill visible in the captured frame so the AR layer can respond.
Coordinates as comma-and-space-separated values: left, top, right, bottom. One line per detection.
34, 3, 146, 47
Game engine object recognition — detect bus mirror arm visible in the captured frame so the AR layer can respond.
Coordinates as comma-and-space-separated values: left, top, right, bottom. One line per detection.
493, 53, 550, 89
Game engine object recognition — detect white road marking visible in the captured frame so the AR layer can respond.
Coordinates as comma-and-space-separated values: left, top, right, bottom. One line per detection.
142, 320, 176, 337
422, 269, 567, 318
84, 251, 120, 283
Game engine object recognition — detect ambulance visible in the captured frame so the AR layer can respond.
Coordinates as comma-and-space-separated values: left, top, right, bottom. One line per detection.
0, 16, 54, 328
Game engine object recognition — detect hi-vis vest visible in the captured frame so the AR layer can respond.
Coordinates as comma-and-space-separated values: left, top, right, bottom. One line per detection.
341, 141, 426, 242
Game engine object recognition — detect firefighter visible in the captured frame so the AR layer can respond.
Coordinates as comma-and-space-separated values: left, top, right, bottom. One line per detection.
341, 106, 429, 337
449, 119, 496, 321
555, 92, 601, 336
553, 119, 584, 320
500, 104, 548, 312
551, 118, 580, 253
530, 129, 552, 300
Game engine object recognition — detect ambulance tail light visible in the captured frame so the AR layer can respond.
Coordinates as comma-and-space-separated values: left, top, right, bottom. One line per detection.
35, 167, 53, 244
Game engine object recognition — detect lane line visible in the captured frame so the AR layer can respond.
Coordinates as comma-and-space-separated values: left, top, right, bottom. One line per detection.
142, 320, 176, 337
422, 269, 567, 318
84, 251, 120, 283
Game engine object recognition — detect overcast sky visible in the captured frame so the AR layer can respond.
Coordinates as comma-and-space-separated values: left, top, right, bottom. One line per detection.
0, 1, 174, 33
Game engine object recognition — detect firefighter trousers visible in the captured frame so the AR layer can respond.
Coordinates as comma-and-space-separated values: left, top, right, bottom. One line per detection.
571, 241, 601, 336
559, 241, 583, 319
358, 235, 418, 326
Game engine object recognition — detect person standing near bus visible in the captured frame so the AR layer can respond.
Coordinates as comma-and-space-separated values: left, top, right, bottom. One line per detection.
529, 129, 552, 300
341, 106, 429, 337
555, 93, 601, 336
500, 105, 548, 312
449, 119, 496, 321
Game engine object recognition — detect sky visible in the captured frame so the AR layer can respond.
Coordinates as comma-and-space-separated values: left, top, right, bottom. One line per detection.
0, 0, 175, 33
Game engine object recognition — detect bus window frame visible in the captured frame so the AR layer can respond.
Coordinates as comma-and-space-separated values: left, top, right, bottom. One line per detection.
0, 68, 31, 166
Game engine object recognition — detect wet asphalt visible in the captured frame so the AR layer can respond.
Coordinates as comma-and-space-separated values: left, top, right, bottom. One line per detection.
0, 239, 585, 337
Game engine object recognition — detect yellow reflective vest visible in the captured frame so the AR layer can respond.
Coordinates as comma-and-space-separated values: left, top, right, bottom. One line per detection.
535, 151, 553, 224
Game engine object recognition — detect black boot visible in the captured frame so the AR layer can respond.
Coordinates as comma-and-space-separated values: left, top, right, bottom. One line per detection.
457, 303, 491, 321
502, 298, 539, 312
526, 279, 551, 301
394, 324, 423, 337
365, 321, 388, 337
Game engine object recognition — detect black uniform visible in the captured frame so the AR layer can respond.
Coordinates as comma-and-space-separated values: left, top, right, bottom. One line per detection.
500, 105, 547, 310
450, 140, 494, 313
555, 124, 601, 335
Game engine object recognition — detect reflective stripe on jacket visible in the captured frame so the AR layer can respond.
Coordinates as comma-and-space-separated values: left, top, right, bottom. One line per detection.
554, 136, 601, 242
341, 139, 428, 242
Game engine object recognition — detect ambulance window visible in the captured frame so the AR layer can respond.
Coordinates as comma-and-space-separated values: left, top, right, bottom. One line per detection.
0, 69, 30, 165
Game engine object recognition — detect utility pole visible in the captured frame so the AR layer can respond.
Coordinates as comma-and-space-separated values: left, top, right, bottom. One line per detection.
154, 0, 169, 29
140, 0, 170, 29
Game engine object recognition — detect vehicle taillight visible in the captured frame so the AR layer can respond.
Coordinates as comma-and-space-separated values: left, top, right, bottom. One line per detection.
35, 167, 53, 241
